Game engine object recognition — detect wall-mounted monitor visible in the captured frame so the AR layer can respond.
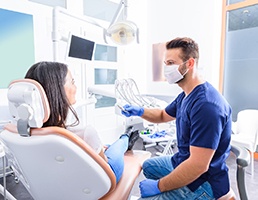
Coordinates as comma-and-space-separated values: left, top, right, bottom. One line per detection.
66, 33, 95, 61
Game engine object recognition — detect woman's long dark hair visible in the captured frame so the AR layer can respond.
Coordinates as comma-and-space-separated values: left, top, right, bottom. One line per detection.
25, 61, 79, 128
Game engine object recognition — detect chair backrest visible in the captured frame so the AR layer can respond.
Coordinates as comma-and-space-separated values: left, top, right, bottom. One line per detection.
236, 109, 258, 136
0, 79, 117, 200
230, 144, 250, 200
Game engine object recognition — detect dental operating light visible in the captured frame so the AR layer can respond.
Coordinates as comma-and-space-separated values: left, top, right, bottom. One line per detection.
104, 0, 139, 45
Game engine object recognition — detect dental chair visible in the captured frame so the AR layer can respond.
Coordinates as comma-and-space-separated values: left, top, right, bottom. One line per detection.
230, 144, 250, 200
231, 109, 258, 175
218, 143, 250, 200
0, 79, 151, 200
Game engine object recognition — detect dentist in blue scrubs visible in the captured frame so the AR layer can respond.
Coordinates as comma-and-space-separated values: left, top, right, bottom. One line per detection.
122, 37, 232, 200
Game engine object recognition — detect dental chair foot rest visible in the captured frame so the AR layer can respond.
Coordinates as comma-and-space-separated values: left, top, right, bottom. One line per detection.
100, 150, 151, 200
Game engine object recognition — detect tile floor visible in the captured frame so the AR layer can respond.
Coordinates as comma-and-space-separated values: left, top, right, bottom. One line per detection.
0, 137, 257, 200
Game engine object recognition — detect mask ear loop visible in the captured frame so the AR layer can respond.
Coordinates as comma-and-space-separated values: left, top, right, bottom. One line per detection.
180, 59, 191, 76
182, 69, 188, 77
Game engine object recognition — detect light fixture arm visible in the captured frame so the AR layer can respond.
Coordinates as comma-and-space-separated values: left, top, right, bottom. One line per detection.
104, 0, 139, 45
108, 0, 127, 28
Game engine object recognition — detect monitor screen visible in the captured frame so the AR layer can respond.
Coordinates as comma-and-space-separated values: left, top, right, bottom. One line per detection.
67, 34, 95, 61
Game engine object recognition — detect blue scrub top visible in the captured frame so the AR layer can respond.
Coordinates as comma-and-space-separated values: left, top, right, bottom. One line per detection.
165, 82, 232, 199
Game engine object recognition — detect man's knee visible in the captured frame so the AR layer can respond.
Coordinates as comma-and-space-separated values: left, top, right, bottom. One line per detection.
142, 158, 152, 171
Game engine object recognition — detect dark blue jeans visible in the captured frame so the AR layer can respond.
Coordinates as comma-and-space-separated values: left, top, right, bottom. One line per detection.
138, 156, 215, 200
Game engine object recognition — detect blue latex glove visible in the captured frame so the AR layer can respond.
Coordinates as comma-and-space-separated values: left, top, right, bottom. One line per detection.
121, 104, 144, 117
139, 179, 161, 198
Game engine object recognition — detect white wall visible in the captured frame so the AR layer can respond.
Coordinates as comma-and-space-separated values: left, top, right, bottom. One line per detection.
126, 0, 223, 97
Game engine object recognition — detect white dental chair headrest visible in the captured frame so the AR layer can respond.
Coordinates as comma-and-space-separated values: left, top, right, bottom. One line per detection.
7, 79, 50, 136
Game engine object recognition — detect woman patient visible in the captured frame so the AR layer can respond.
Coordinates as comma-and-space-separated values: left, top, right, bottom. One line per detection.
25, 61, 139, 183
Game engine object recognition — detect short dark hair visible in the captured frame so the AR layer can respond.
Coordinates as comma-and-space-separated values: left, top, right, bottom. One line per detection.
25, 61, 79, 128
166, 37, 199, 63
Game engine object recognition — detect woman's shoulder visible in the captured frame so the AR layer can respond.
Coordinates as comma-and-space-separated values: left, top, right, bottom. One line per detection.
67, 124, 98, 136
84, 125, 98, 134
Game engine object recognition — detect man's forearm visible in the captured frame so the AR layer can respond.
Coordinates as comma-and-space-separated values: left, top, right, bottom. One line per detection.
158, 158, 205, 192
142, 108, 174, 123
158, 146, 214, 192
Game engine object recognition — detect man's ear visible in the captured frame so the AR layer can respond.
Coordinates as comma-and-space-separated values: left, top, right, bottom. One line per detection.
188, 58, 196, 69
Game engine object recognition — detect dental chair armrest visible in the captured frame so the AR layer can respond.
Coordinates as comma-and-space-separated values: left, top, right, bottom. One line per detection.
100, 150, 151, 200
231, 145, 250, 167
230, 144, 250, 200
